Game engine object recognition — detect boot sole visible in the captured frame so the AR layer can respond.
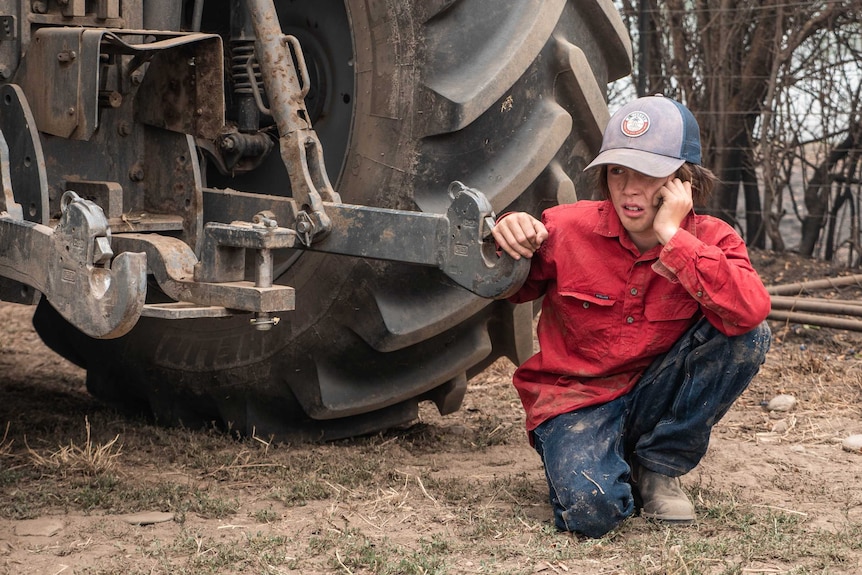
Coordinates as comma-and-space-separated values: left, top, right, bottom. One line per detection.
641, 512, 695, 524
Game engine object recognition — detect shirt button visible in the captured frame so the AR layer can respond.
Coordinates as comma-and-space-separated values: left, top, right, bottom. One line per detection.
696, 290, 704, 297
630, 288, 638, 296
583, 302, 590, 309
626, 316, 634, 324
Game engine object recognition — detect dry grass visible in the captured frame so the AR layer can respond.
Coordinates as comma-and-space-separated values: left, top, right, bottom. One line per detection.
3, 263, 862, 574
2, 391, 861, 574
0, 421, 12, 458
26, 416, 123, 477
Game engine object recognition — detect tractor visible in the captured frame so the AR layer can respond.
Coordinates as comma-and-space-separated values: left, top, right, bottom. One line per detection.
0, 0, 631, 439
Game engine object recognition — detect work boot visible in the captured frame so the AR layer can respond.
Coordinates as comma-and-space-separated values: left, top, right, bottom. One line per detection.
633, 466, 695, 523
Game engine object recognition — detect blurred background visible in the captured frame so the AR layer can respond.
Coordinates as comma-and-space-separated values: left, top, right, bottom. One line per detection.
610, 1, 862, 264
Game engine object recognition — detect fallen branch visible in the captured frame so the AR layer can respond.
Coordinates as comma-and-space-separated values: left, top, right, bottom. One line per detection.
770, 295, 862, 316
766, 274, 862, 295
767, 310, 862, 332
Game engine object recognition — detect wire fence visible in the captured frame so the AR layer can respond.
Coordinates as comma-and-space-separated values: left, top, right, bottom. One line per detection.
607, 0, 862, 265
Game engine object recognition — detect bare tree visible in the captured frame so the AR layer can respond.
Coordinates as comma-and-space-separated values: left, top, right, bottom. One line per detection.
616, 1, 862, 256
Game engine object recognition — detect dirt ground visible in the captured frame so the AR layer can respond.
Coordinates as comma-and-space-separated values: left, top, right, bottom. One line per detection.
1, 249, 861, 575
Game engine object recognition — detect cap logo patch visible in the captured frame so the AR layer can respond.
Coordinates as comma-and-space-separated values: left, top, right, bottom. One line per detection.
621, 111, 650, 138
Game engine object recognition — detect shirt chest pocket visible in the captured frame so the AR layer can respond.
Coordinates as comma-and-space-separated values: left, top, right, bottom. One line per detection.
555, 290, 618, 361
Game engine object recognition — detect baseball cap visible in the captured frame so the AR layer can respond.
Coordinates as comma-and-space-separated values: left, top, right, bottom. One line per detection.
585, 95, 702, 178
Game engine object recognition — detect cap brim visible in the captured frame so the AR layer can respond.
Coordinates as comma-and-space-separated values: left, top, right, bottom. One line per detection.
584, 148, 684, 178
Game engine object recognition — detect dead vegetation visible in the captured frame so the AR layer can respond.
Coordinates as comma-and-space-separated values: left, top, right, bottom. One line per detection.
1, 250, 862, 574
26, 417, 123, 477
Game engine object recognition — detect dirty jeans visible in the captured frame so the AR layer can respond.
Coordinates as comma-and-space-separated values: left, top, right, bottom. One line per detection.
530, 318, 772, 538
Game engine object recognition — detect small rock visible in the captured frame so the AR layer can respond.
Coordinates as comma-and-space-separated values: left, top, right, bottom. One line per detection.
841, 434, 862, 454
771, 419, 790, 434
764, 394, 797, 412
13, 518, 64, 537
118, 511, 175, 526
755, 432, 781, 444
445, 424, 470, 436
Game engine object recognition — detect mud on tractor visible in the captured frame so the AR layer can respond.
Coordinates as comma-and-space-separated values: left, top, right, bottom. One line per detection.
0, 0, 630, 439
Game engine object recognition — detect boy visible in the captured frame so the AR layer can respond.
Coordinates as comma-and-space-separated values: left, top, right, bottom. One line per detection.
492, 95, 771, 538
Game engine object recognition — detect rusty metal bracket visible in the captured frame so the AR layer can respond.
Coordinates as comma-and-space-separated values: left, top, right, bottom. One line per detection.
191, 212, 298, 329
440, 182, 531, 299
201, 181, 530, 299
0, 190, 146, 338
110, 231, 295, 318
12, 27, 224, 140
194, 216, 297, 284
245, 0, 340, 245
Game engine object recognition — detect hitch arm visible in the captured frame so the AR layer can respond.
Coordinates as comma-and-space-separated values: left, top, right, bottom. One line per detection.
0, 192, 146, 339
202, 182, 530, 299
311, 182, 530, 299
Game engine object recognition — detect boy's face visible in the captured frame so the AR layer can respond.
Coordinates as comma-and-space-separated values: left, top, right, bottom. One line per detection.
606, 165, 674, 248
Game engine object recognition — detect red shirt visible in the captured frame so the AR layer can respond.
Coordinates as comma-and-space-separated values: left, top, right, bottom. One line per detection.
508, 200, 771, 432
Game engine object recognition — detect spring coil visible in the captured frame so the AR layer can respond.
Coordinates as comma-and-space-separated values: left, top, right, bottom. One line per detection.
230, 40, 262, 95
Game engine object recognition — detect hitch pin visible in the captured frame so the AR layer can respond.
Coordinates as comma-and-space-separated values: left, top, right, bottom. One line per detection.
250, 212, 280, 331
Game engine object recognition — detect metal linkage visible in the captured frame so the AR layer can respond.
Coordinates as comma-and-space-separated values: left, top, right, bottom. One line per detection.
245, 0, 340, 245
111, 226, 295, 327
0, 191, 146, 338
115, 180, 526, 329
201, 182, 530, 300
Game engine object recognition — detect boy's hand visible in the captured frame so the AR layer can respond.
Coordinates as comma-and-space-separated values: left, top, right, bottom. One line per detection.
491, 212, 548, 260
653, 178, 693, 245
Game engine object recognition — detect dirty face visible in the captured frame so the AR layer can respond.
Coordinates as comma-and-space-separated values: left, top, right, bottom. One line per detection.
606, 165, 673, 251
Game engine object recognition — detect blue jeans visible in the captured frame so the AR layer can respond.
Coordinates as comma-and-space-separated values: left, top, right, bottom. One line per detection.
531, 318, 771, 538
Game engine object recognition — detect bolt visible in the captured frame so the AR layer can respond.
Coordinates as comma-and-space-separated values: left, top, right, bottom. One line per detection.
57, 50, 77, 63
253, 211, 278, 228
128, 164, 145, 182
296, 219, 312, 234
219, 136, 236, 151
130, 70, 144, 86
250, 313, 280, 331
117, 122, 131, 137
67, 106, 76, 116
99, 90, 122, 108
31, 1, 47, 14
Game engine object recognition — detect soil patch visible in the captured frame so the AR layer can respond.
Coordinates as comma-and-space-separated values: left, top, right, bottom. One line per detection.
2, 249, 861, 574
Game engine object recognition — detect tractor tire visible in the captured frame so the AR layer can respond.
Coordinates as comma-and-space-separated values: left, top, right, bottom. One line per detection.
35, 0, 631, 440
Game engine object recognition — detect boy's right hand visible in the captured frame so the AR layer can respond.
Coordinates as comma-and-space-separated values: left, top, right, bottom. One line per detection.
491, 212, 548, 260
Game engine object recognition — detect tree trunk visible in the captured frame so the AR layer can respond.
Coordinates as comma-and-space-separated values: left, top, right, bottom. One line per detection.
798, 130, 859, 257
743, 153, 765, 248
